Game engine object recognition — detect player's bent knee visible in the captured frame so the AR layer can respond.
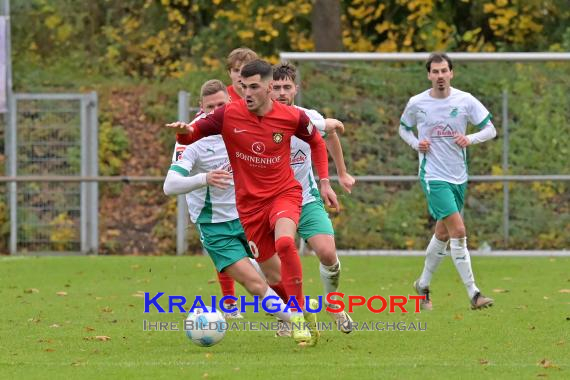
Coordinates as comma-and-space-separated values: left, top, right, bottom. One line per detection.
275, 236, 296, 255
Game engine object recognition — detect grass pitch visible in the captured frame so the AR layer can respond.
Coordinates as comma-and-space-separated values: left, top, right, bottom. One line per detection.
1, 255, 568, 379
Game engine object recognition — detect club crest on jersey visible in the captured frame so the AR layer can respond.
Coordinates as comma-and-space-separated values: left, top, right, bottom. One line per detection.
273, 132, 284, 144
252, 142, 266, 155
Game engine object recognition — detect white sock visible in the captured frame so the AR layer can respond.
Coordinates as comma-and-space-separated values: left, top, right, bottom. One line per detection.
418, 235, 448, 289
262, 287, 291, 322
450, 237, 479, 299
319, 260, 341, 306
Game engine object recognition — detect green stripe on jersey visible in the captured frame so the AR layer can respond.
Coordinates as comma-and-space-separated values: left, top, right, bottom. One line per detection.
196, 187, 213, 224
476, 113, 493, 129
400, 119, 413, 131
170, 165, 189, 176
419, 156, 427, 181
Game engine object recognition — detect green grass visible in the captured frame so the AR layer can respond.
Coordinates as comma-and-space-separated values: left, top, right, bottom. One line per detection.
1, 256, 568, 379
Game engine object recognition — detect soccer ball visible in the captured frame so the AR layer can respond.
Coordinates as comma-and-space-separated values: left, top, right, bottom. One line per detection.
185, 306, 226, 347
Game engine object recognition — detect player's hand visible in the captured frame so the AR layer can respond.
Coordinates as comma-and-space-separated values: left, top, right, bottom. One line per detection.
324, 118, 344, 134
206, 170, 233, 189
338, 173, 355, 194
320, 179, 340, 212
454, 134, 471, 148
418, 139, 431, 153
166, 121, 194, 135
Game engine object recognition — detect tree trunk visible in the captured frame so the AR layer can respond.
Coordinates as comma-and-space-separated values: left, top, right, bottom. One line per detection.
312, 0, 343, 52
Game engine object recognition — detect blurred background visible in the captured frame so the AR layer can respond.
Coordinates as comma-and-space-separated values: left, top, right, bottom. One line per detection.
1, 0, 569, 255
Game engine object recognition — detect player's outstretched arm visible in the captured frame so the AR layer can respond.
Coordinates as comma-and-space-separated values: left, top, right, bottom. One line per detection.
324, 118, 344, 134
325, 133, 355, 193
166, 106, 226, 145
163, 170, 207, 195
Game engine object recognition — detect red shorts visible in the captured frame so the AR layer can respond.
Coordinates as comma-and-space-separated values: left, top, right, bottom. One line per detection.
240, 188, 302, 262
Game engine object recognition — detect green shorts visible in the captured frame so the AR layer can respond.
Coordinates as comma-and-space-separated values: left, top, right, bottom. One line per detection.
297, 200, 335, 241
196, 219, 254, 272
420, 180, 467, 221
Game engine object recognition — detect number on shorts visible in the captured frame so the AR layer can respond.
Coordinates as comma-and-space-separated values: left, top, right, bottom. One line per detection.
248, 240, 259, 258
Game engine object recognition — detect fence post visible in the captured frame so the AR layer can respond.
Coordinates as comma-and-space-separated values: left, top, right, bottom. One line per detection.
7, 93, 16, 254
502, 90, 509, 246
88, 91, 99, 254
80, 96, 88, 253
176, 91, 190, 256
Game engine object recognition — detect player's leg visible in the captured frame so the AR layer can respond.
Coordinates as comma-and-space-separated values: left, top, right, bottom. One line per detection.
441, 182, 493, 309
197, 223, 242, 319
299, 200, 353, 333
223, 258, 293, 323
216, 271, 241, 319
413, 220, 449, 310
240, 209, 312, 344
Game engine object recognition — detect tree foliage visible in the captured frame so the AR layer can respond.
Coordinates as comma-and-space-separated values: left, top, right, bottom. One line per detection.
11, 0, 570, 80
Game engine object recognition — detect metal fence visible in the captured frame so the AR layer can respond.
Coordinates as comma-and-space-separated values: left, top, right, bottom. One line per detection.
5, 93, 98, 254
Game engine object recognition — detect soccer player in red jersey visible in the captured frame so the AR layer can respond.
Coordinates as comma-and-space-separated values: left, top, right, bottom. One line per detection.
168, 60, 337, 345
210, 47, 257, 317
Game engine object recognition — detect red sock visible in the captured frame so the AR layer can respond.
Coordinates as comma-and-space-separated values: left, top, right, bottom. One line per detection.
217, 271, 236, 305
269, 282, 288, 303
275, 236, 304, 311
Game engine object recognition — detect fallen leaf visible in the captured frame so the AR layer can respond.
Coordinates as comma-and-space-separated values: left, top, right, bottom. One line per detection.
559, 289, 570, 293
49, 324, 60, 328
205, 353, 213, 359
24, 288, 39, 294
538, 359, 559, 369
44, 348, 56, 352
56, 292, 68, 296
101, 307, 113, 313
492, 288, 509, 293
37, 339, 53, 343
479, 359, 489, 365
132, 293, 144, 298
95, 336, 111, 342
454, 313, 464, 320
85, 326, 95, 332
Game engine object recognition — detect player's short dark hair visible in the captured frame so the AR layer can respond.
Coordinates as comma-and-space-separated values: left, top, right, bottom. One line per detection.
273, 62, 297, 82
241, 59, 273, 81
426, 53, 453, 72
200, 79, 227, 99
226, 47, 258, 71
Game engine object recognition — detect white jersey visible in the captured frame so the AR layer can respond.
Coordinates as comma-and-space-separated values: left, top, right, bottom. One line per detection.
170, 136, 237, 224
291, 107, 327, 206
400, 87, 492, 184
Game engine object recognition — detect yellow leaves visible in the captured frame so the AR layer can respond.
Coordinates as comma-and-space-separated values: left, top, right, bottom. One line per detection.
237, 30, 254, 39
45, 15, 61, 29
49, 214, 76, 251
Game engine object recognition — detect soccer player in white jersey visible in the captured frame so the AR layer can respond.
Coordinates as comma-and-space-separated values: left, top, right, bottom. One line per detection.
271, 62, 356, 333
399, 53, 496, 310
163, 80, 308, 343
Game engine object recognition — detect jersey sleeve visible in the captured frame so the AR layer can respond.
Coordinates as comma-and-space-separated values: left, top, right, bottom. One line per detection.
169, 143, 200, 177
302, 108, 326, 137
400, 99, 416, 131
467, 94, 493, 129
295, 110, 329, 180
176, 106, 225, 145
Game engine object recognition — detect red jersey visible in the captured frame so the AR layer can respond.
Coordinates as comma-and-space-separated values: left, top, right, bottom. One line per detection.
227, 85, 241, 102
177, 99, 329, 216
